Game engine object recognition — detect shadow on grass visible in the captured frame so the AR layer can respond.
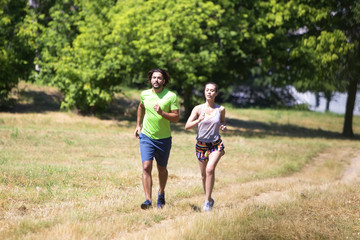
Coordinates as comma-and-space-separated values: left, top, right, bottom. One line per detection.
165, 117, 360, 140
96, 97, 140, 122
189, 204, 201, 212
3, 86, 358, 140
2, 86, 139, 123
223, 117, 360, 140
1, 90, 62, 113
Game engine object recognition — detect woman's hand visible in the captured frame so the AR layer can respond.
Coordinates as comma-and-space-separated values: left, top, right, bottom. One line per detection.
220, 124, 227, 132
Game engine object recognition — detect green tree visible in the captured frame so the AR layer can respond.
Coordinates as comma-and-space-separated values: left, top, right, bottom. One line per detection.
107, 0, 224, 117
286, 0, 359, 137
0, 0, 37, 106
33, 0, 359, 137
215, 0, 357, 137
336, 0, 360, 137
36, 0, 117, 113
291, 30, 351, 110
35, 0, 82, 109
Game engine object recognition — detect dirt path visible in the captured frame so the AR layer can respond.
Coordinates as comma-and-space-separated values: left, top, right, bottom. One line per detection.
228, 147, 360, 207
119, 147, 360, 239
201, 147, 360, 209
341, 150, 360, 184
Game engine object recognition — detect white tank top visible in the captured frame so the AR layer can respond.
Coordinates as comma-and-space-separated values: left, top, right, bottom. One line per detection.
196, 104, 221, 142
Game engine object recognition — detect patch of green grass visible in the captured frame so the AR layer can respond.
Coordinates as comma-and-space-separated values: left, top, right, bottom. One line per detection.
10, 128, 19, 139
153, 214, 165, 223
1, 83, 360, 239
174, 186, 203, 199
15, 219, 54, 236
0, 158, 8, 165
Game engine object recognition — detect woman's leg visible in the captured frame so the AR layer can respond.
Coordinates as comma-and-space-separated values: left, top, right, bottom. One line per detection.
198, 160, 207, 194
204, 150, 223, 201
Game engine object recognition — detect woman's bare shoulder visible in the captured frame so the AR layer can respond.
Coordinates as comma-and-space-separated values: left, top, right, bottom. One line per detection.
218, 105, 225, 111
193, 104, 204, 112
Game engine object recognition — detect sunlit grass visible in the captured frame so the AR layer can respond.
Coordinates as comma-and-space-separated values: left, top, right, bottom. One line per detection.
185, 185, 360, 240
0, 84, 360, 239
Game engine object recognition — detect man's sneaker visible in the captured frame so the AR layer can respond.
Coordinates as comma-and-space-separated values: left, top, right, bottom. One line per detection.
202, 198, 214, 211
157, 192, 165, 209
141, 199, 152, 210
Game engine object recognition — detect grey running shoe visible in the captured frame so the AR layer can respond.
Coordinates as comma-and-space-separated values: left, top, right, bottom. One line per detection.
202, 198, 214, 211
209, 198, 215, 207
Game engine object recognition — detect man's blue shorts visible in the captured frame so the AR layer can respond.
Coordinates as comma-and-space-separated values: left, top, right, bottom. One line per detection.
139, 133, 172, 167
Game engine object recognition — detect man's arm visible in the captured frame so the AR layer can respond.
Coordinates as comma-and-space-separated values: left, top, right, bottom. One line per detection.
157, 107, 179, 122
153, 103, 179, 122
134, 102, 145, 138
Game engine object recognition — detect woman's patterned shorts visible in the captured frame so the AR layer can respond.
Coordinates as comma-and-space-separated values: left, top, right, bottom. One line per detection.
195, 138, 225, 162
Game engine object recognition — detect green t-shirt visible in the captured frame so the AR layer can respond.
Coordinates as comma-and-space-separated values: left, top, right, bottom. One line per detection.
141, 88, 179, 139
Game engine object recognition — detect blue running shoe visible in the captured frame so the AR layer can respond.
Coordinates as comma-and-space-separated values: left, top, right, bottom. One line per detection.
157, 192, 165, 209
141, 199, 152, 210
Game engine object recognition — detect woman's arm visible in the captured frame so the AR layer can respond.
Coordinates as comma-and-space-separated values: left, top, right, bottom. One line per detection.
185, 105, 204, 130
219, 106, 227, 132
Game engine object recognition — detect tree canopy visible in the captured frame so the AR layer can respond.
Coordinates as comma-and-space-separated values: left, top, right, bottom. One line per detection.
0, 0, 37, 105
1, 0, 358, 136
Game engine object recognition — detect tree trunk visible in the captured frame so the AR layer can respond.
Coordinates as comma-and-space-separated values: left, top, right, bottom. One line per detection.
325, 99, 330, 112
315, 92, 320, 108
342, 77, 358, 137
324, 92, 332, 112
182, 85, 194, 121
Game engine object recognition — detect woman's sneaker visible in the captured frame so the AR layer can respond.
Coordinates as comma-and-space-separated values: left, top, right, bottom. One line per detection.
141, 199, 152, 209
209, 198, 214, 207
202, 198, 214, 211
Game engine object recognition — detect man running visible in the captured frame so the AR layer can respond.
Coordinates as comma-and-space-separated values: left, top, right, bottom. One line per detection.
134, 68, 179, 209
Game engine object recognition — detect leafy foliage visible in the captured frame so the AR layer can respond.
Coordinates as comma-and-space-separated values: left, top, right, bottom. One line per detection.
1, 0, 359, 136
106, 0, 225, 115
35, 0, 118, 113
0, 0, 37, 106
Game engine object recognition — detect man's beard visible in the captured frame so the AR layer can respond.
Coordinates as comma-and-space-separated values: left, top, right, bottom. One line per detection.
153, 84, 162, 89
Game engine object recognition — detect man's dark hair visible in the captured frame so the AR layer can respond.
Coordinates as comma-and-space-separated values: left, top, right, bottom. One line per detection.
147, 68, 170, 87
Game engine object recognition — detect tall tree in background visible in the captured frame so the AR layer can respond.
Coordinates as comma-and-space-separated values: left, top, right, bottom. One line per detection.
35, 0, 118, 112
336, 0, 360, 137
216, 0, 356, 137
23, 0, 360, 137
286, 0, 359, 137
35, 0, 83, 109
107, 0, 224, 117
0, 0, 37, 106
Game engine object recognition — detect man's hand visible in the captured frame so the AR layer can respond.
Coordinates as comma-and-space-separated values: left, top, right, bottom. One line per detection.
154, 103, 163, 116
134, 126, 141, 138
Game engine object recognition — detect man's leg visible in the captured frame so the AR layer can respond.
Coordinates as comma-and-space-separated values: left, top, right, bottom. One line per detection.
156, 164, 167, 208
142, 160, 153, 201
157, 164, 168, 194
155, 136, 171, 208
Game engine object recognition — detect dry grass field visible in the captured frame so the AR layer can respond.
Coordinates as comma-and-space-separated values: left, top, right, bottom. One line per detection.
0, 82, 359, 239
